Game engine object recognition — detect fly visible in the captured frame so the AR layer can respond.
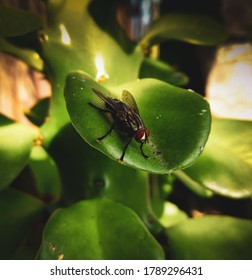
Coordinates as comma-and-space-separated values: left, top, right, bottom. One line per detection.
89, 88, 150, 162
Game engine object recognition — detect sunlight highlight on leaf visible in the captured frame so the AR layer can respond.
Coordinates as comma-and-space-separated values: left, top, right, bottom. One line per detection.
59, 23, 71, 45
95, 54, 109, 83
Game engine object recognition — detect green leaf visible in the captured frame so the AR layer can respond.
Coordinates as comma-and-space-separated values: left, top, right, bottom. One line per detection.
0, 5, 43, 37
174, 170, 214, 197
166, 215, 252, 259
29, 146, 61, 201
139, 57, 188, 87
159, 201, 188, 228
49, 124, 161, 233
42, 0, 142, 85
140, 13, 229, 48
0, 115, 38, 191
0, 37, 44, 71
182, 119, 252, 198
148, 174, 171, 218
40, 0, 142, 146
24, 98, 50, 126
64, 71, 211, 174
37, 198, 164, 260
88, 0, 136, 54
0, 188, 45, 259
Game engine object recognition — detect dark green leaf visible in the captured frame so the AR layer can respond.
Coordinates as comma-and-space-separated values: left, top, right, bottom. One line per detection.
29, 146, 61, 201
139, 57, 188, 86
64, 71, 211, 174
166, 215, 252, 259
0, 115, 37, 191
0, 188, 45, 259
0, 5, 43, 37
182, 119, 252, 198
24, 98, 50, 126
140, 13, 229, 48
37, 198, 165, 260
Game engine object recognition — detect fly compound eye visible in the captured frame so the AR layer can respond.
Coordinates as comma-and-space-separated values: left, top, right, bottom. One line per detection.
135, 129, 148, 142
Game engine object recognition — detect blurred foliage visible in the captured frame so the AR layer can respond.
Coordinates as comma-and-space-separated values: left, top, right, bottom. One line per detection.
0, 0, 251, 260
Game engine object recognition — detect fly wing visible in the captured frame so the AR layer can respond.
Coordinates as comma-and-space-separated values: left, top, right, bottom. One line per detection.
122, 90, 139, 115
92, 88, 119, 109
92, 88, 111, 103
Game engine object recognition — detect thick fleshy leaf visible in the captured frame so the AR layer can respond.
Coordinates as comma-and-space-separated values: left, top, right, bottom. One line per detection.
0, 115, 38, 191
159, 202, 188, 228
49, 124, 162, 233
37, 198, 165, 260
166, 215, 252, 259
0, 5, 43, 37
174, 170, 214, 197
41, 0, 141, 85
139, 57, 188, 87
181, 119, 252, 198
88, 0, 136, 54
64, 71, 211, 174
29, 146, 61, 201
0, 37, 43, 71
0, 188, 45, 259
140, 13, 229, 48
40, 0, 142, 146
148, 174, 173, 218
24, 98, 50, 126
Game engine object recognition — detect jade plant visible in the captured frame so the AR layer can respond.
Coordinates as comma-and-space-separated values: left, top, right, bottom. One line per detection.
0, 1, 252, 260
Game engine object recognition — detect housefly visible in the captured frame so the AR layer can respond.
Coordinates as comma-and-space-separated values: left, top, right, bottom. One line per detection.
89, 88, 150, 162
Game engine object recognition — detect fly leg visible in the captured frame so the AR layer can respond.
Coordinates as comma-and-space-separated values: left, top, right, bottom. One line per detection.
140, 142, 149, 159
120, 138, 149, 162
88, 102, 115, 142
119, 137, 133, 162
97, 122, 115, 142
